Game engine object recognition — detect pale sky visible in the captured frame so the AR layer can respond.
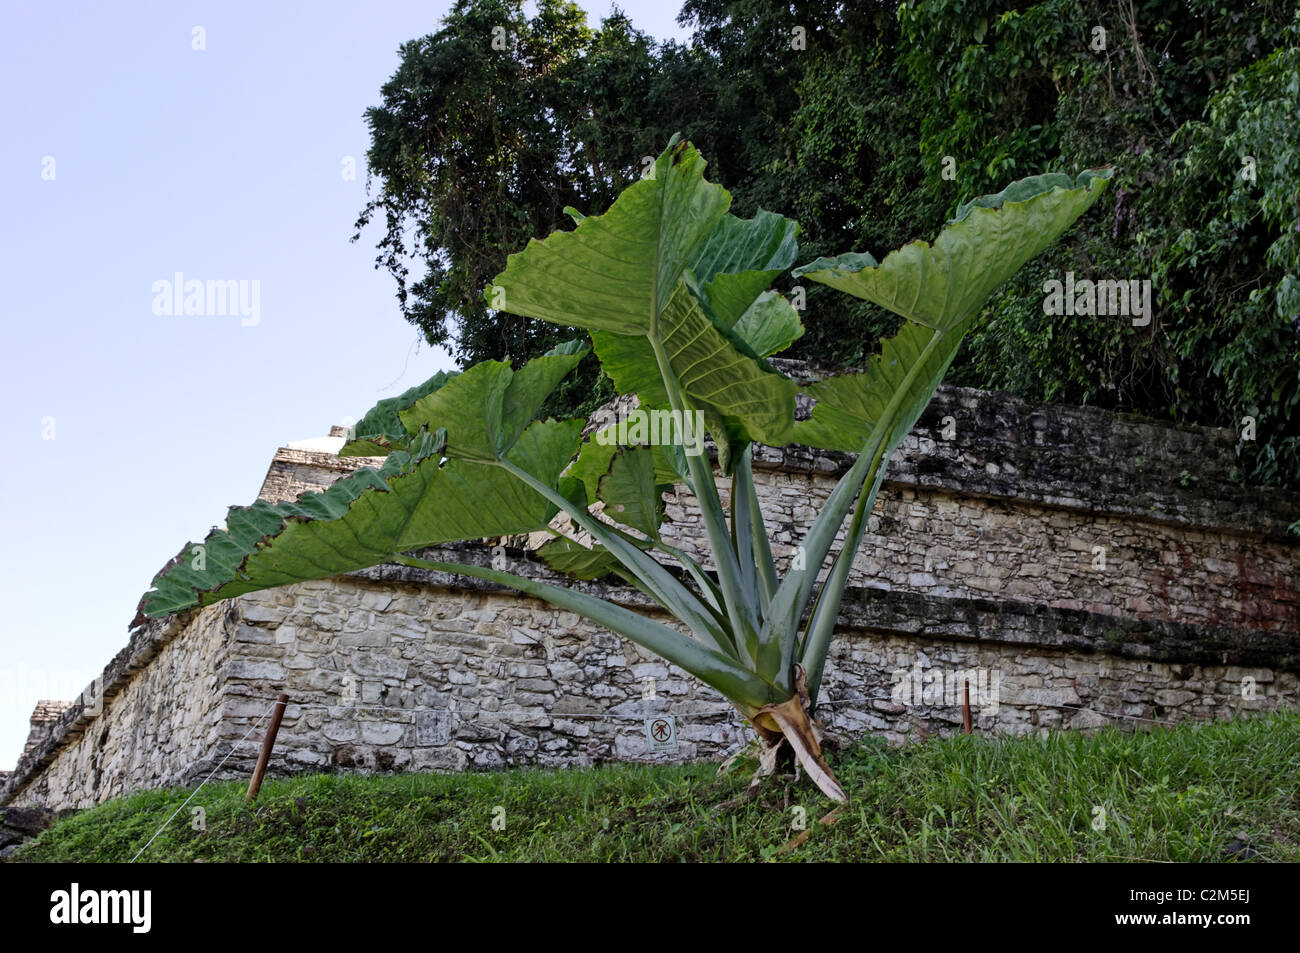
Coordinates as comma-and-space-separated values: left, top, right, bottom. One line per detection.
0, 0, 692, 768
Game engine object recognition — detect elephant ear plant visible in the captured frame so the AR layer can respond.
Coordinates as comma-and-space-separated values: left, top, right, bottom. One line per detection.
137, 138, 1110, 803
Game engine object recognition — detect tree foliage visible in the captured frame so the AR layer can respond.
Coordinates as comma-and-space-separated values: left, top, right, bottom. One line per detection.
356, 0, 1300, 492
892, 0, 1299, 491
355, 0, 728, 414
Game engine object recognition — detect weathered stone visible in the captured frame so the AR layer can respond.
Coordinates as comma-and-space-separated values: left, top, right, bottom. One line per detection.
321, 720, 358, 743
515, 678, 557, 694
226, 659, 286, 680
1155, 689, 1200, 707
360, 721, 406, 745
415, 711, 452, 746
287, 748, 328, 767
238, 603, 283, 624
1067, 708, 1110, 730
233, 623, 275, 644
5, 380, 1299, 813
350, 654, 409, 678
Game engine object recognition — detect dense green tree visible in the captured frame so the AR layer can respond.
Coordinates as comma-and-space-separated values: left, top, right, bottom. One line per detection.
354, 0, 724, 413
356, 0, 1300, 492
355, 0, 579, 363
893, 0, 1297, 490
1153, 14, 1300, 489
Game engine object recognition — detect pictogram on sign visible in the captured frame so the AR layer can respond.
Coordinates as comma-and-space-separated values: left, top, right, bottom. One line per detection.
645, 715, 677, 753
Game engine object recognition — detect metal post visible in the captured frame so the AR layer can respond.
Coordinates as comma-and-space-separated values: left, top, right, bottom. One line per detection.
246, 693, 289, 802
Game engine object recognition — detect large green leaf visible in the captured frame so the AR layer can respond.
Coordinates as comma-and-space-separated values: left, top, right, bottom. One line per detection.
790, 168, 1112, 456
339, 370, 457, 457
340, 339, 585, 459
588, 207, 801, 414
136, 419, 584, 621
492, 140, 800, 471
535, 537, 623, 581
568, 422, 687, 504
688, 209, 799, 329
793, 168, 1113, 331
592, 280, 798, 455
782, 167, 1114, 699
598, 446, 664, 538
398, 342, 587, 465
488, 138, 730, 335
793, 317, 972, 452
732, 291, 804, 359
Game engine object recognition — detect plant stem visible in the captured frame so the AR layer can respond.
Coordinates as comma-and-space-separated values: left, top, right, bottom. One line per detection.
496, 456, 733, 657
735, 447, 776, 613
393, 553, 775, 710
801, 452, 883, 703
645, 332, 761, 659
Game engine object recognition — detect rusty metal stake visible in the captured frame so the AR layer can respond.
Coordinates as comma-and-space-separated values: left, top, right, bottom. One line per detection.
962, 680, 972, 734
246, 693, 289, 802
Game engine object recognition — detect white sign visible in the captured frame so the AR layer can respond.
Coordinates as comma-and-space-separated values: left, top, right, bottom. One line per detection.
645, 715, 677, 753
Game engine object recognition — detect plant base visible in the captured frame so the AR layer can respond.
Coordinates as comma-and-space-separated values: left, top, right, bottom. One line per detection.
749, 665, 847, 803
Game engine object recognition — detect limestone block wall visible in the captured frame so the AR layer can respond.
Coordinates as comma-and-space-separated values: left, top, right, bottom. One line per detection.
654, 477, 1299, 633
214, 576, 750, 780
5, 382, 1299, 812
8, 604, 234, 808
818, 588, 1300, 739
20, 702, 72, 761
647, 388, 1299, 635
9, 545, 1298, 812
210, 565, 1300, 782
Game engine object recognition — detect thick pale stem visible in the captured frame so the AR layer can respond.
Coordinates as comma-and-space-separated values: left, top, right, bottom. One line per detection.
654, 540, 727, 614
497, 457, 731, 657
800, 455, 882, 703
743, 471, 778, 614
394, 553, 776, 711
731, 447, 774, 616
646, 333, 761, 654
753, 666, 847, 803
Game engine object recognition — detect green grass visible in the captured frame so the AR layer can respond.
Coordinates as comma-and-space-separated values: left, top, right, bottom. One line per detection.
10, 711, 1300, 862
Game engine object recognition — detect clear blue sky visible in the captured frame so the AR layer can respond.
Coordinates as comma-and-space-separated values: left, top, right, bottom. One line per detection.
0, 0, 691, 768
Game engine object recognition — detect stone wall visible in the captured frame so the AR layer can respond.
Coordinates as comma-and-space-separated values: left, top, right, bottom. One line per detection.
215, 574, 750, 779
667, 386, 1297, 632
656, 476, 1299, 632
4, 383, 1298, 812
21, 702, 73, 761
254, 425, 385, 505
7, 604, 234, 809
203, 558, 1300, 779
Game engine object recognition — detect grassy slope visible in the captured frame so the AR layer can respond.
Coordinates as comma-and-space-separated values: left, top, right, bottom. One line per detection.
11, 712, 1300, 862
